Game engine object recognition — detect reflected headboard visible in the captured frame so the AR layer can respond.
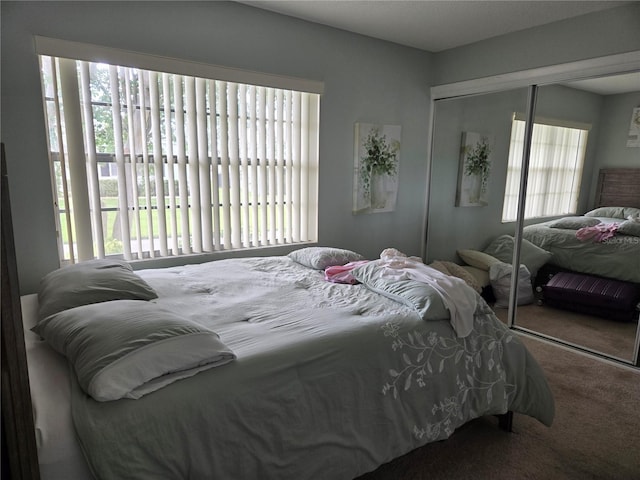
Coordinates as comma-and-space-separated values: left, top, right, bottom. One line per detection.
594, 168, 640, 208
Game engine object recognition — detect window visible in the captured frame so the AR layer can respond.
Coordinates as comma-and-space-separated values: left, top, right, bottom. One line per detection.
502, 115, 589, 222
38, 40, 321, 263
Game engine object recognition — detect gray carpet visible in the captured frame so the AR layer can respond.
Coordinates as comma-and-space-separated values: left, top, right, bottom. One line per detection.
357, 334, 640, 480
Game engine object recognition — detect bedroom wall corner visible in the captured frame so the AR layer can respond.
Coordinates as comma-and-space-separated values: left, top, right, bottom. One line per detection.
431, 3, 640, 86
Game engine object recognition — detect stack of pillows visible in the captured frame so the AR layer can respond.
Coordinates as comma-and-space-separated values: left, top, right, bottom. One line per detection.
33, 259, 236, 402
457, 235, 553, 308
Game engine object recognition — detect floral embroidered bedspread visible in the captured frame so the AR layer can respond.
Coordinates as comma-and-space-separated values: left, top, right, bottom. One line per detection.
71, 256, 555, 480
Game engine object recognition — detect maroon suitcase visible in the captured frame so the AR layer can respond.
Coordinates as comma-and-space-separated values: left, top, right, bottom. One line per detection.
542, 272, 640, 321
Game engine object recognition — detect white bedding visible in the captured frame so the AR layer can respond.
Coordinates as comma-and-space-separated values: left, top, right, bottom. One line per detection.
22, 294, 95, 480
522, 216, 640, 283
25, 255, 555, 480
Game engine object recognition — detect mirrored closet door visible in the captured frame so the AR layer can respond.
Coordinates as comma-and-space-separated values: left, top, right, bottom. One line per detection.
425, 57, 640, 368
512, 71, 640, 364
425, 87, 531, 326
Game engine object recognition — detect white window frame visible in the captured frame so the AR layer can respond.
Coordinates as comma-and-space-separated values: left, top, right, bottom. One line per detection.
36, 37, 322, 263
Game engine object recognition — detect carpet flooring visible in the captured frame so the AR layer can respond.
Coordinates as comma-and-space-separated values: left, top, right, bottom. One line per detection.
493, 303, 638, 362
357, 333, 640, 480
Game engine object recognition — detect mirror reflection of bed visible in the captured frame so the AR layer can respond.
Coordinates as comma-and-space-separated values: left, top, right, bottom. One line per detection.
509, 167, 640, 362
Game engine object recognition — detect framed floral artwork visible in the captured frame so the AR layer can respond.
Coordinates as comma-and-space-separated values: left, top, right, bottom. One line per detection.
455, 132, 492, 207
353, 123, 401, 214
627, 107, 640, 147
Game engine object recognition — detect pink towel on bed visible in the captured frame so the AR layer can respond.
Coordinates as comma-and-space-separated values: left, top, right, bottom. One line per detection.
324, 260, 370, 284
576, 223, 619, 243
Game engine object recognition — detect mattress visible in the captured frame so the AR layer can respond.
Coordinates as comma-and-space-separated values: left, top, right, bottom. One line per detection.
522, 217, 640, 283
22, 295, 95, 480
25, 254, 555, 480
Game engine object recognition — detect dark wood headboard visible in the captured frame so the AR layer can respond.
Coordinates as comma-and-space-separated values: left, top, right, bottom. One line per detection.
594, 168, 640, 209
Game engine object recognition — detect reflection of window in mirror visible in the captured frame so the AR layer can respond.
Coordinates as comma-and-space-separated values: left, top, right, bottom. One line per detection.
502, 115, 589, 222
510, 71, 640, 365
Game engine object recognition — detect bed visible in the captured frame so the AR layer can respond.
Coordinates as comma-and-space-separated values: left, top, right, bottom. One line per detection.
522, 168, 640, 284
24, 248, 555, 480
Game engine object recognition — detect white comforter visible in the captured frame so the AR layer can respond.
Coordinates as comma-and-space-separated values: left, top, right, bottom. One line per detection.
26, 256, 555, 480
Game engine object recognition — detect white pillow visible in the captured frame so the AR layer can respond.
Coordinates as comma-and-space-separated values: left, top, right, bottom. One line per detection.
483, 235, 552, 277
37, 259, 158, 321
548, 216, 601, 230
461, 265, 491, 288
457, 249, 502, 271
618, 219, 640, 237
32, 300, 236, 401
288, 247, 364, 270
584, 206, 626, 219
429, 260, 482, 293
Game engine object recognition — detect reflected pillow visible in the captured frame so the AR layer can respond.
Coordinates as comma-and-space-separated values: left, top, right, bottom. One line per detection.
482, 235, 552, 277
288, 247, 364, 270
584, 206, 626, 219
38, 259, 158, 321
618, 219, 640, 237
351, 260, 449, 321
548, 216, 601, 230
457, 249, 502, 271
623, 207, 640, 219
32, 300, 236, 401
461, 265, 491, 288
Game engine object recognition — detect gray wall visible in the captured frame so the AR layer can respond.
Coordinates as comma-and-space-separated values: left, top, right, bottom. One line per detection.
592, 92, 640, 169
2, 1, 639, 294
1, 1, 433, 294
587, 91, 640, 205
427, 88, 529, 262
432, 3, 640, 85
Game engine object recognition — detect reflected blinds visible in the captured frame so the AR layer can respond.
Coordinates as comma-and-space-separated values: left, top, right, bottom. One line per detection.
503, 117, 588, 222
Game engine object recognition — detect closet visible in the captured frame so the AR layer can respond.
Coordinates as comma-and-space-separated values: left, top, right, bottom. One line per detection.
425, 51, 640, 367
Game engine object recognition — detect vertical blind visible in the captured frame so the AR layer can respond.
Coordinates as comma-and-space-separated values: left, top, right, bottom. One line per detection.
39, 55, 320, 262
502, 117, 589, 222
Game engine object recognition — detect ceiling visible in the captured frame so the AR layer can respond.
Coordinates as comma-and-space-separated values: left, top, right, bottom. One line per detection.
240, 0, 639, 94
239, 0, 631, 52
